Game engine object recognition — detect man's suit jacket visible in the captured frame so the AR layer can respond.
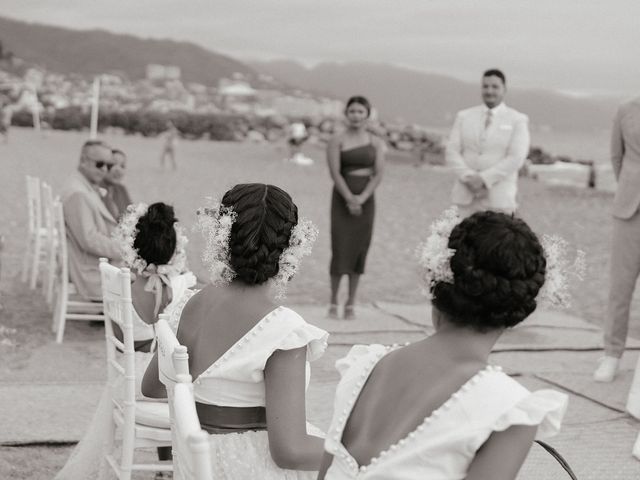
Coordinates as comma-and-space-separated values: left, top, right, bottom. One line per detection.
446, 103, 530, 211
61, 171, 121, 300
611, 98, 640, 220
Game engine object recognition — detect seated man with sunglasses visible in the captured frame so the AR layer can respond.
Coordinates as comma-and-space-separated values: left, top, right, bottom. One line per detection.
61, 140, 122, 301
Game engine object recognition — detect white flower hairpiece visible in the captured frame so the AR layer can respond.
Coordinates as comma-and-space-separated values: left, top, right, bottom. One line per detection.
113, 202, 189, 277
416, 206, 460, 298
273, 219, 319, 299
417, 207, 586, 308
537, 235, 586, 308
195, 197, 318, 295
195, 198, 237, 285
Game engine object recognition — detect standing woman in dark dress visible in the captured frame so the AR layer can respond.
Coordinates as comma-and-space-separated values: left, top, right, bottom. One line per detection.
327, 96, 385, 319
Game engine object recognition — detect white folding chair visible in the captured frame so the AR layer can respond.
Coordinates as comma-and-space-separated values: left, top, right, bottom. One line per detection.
51, 200, 104, 343
173, 378, 213, 480
156, 315, 191, 479
40, 181, 58, 305
99, 258, 173, 480
21, 175, 46, 289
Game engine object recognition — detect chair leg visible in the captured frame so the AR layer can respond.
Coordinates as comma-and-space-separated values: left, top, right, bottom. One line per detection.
52, 282, 61, 333
120, 419, 135, 480
21, 235, 33, 283
101, 405, 116, 480
29, 234, 41, 290
42, 240, 51, 297
44, 243, 56, 305
55, 294, 67, 343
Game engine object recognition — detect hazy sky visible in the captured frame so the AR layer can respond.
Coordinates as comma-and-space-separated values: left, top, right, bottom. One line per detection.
1, 0, 638, 95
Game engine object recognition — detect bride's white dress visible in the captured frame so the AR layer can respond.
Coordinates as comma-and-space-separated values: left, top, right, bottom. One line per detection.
324, 344, 568, 480
176, 305, 329, 480
54, 272, 196, 480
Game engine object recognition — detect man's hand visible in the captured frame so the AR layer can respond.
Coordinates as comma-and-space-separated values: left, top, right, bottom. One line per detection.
463, 173, 486, 193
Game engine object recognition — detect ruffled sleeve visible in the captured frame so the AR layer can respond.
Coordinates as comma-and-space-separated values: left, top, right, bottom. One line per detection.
251, 307, 329, 379
335, 344, 388, 377
275, 319, 329, 362
170, 271, 197, 298
324, 344, 389, 456
493, 389, 568, 440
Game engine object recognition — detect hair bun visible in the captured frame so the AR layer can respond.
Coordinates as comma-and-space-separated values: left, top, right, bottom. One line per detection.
432, 211, 546, 332
133, 202, 178, 266
142, 203, 176, 230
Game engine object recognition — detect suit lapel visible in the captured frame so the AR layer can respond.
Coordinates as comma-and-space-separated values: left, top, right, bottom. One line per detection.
77, 172, 117, 224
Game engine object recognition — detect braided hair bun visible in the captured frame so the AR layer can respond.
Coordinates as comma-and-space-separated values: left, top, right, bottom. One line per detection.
432, 211, 546, 332
222, 184, 298, 285
133, 202, 177, 266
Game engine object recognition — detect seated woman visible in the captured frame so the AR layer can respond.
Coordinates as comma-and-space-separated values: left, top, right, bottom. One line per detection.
114, 202, 195, 358
143, 183, 328, 479
55, 202, 195, 480
319, 210, 570, 480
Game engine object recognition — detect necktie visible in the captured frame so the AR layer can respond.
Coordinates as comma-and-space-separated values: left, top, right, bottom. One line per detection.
484, 109, 493, 130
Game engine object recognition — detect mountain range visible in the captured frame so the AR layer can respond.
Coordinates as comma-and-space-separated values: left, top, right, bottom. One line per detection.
0, 15, 623, 132
250, 59, 621, 132
0, 15, 256, 86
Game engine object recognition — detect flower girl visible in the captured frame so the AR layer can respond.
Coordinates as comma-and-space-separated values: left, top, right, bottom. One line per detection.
143, 183, 328, 479
55, 202, 195, 480
319, 209, 580, 480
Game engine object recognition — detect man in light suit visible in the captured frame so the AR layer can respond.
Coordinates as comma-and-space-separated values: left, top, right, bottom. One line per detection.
594, 97, 640, 382
446, 69, 530, 215
61, 140, 121, 301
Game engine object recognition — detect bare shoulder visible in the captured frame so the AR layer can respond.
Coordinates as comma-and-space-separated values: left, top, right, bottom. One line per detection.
328, 133, 343, 149
131, 279, 156, 323
371, 135, 387, 151
176, 287, 206, 335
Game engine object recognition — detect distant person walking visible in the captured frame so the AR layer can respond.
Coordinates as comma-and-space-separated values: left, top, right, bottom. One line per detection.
327, 95, 385, 319
287, 121, 312, 165
160, 121, 178, 170
0, 100, 11, 144
594, 97, 640, 384
446, 69, 530, 216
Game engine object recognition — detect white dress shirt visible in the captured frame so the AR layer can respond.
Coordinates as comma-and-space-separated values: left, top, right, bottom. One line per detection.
446, 102, 530, 212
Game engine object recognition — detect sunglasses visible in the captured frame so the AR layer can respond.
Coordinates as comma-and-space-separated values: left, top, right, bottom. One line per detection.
99, 161, 116, 171
87, 159, 115, 171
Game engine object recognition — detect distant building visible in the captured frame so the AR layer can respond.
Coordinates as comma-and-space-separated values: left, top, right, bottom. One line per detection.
269, 95, 343, 118
99, 73, 125, 85
218, 80, 257, 111
146, 64, 182, 81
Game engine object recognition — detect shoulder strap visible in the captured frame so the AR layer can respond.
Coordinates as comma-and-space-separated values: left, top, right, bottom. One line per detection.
535, 440, 578, 479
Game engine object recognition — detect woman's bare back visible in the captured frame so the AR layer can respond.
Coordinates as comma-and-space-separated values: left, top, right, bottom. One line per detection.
177, 284, 279, 381
341, 341, 487, 469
